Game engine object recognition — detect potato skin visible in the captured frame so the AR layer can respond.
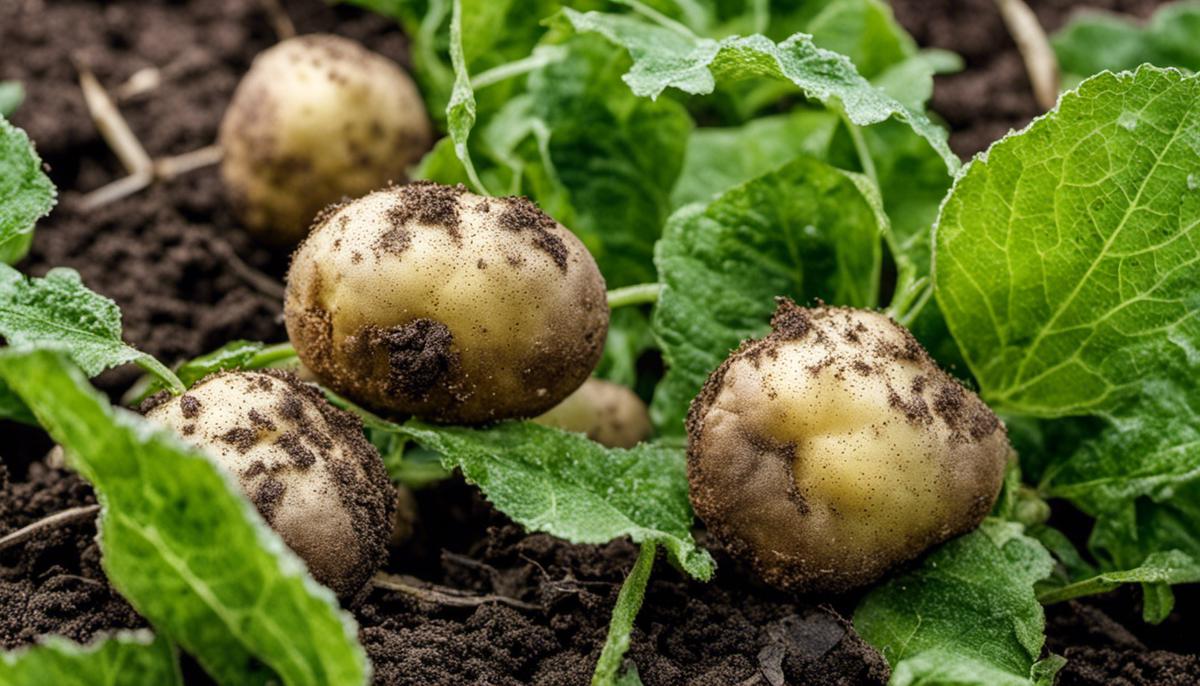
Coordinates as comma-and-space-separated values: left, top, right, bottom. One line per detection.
219, 34, 432, 244
143, 370, 394, 601
687, 299, 1009, 593
285, 182, 609, 424
534, 378, 652, 448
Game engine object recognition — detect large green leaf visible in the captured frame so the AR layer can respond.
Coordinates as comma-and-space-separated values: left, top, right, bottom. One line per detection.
0, 117, 54, 264
561, 8, 957, 172
0, 349, 368, 686
397, 419, 714, 580
0, 264, 181, 392
651, 155, 883, 436
0, 632, 181, 686
670, 109, 843, 209
934, 67, 1200, 417
855, 520, 1056, 686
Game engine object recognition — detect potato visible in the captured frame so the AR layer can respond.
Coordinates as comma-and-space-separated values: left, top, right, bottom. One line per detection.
219, 34, 432, 244
143, 370, 394, 600
534, 378, 652, 448
284, 182, 608, 424
686, 299, 1009, 593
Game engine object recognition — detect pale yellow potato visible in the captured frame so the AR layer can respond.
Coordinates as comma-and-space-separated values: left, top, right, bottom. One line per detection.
534, 378, 652, 448
687, 300, 1009, 593
219, 34, 432, 244
284, 182, 608, 424
143, 370, 394, 600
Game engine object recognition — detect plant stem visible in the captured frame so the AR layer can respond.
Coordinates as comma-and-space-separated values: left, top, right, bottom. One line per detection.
607, 283, 662, 309
839, 110, 878, 187
591, 542, 656, 686
136, 356, 185, 395
1037, 577, 1119, 606
472, 46, 566, 90
0, 505, 101, 552
250, 342, 298, 368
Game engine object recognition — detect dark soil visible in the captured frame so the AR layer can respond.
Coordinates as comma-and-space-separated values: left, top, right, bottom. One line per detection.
0, 1, 1195, 685
890, 0, 1169, 157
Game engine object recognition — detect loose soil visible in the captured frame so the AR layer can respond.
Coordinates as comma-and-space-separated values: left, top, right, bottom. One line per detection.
0, 1, 1195, 684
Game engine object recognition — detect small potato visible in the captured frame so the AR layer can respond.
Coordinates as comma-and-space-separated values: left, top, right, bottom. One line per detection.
285, 182, 608, 424
534, 378, 651, 448
219, 34, 432, 244
687, 299, 1009, 593
143, 370, 394, 600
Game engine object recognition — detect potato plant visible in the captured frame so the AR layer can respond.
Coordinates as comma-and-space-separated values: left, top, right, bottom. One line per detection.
0, 3, 1197, 686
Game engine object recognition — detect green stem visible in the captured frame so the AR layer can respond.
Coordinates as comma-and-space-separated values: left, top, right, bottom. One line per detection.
136, 356, 184, 395
591, 542, 656, 686
249, 342, 298, 368
472, 46, 566, 90
1037, 577, 1121, 606
607, 283, 662, 309
839, 110, 878, 187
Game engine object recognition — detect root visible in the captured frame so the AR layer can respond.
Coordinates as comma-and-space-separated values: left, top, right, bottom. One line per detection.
371, 572, 542, 611
994, 0, 1060, 110
0, 505, 101, 552
77, 62, 152, 176
260, 0, 297, 40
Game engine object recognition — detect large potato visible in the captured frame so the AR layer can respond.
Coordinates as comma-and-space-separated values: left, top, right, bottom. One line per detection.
284, 182, 609, 424
219, 34, 432, 244
687, 299, 1009, 592
144, 370, 394, 600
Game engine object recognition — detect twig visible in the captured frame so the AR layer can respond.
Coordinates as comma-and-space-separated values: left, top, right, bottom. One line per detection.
79, 146, 224, 212
371, 572, 541, 611
116, 67, 162, 101
260, 0, 296, 40
154, 144, 223, 178
994, 0, 1060, 110
0, 505, 101, 553
76, 62, 153, 175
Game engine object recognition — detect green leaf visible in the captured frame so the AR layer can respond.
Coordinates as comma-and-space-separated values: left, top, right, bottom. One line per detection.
1053, 2, 1200, 84
855, 520, 1054, 685
934, 66, 1200, 417
651, 155, 883, 435
561, 8, 958, 172
591, 541, 655, 686
670, 109, 843, 209
0, 264, 182, 393
0, 349, 368, 686
397, 419, 714, 579
0, 82, 23, 117
0, 377, 34, 424
1037, 549, 1200, 622
125, 341, 298, 405
0, 631, 181, 686
0, 117, 55, 264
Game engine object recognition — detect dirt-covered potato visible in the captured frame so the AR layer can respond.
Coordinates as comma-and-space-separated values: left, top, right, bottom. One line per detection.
219, 34, 432, 244
687, 299, 1009, 593
143, 370, 394, 600
534, 378, 652, 448
285, 182, 608, 424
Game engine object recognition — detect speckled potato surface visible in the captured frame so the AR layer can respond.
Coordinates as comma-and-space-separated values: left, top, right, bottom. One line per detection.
219, 33, 432, 244
535, 378, 652, 448
687, 299, 1009, 593
285, 182, 609, 424
144, 370, 394, 600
